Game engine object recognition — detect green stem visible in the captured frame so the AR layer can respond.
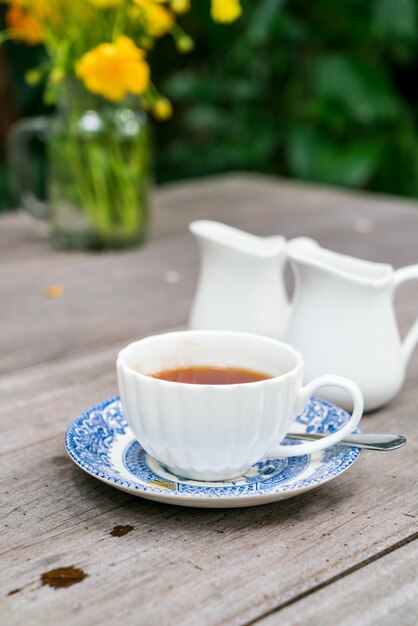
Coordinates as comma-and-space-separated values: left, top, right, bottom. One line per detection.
113, 0, 129, 40
50, 99, 150, 245
0, 31, 11, 45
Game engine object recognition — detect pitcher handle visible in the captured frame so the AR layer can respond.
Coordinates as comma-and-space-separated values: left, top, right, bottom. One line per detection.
269, 375, 364, 458
394, 265, 418, 366
9, 116, 49, 219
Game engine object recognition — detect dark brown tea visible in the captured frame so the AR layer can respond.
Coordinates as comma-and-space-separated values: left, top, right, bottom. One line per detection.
151, 365, 271, 385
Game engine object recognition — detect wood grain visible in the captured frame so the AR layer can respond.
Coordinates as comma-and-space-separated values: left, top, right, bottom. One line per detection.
1, 175, 418, 626
1, 412, 417, 626
257, 537, 418, 626
2, 174, 418, 374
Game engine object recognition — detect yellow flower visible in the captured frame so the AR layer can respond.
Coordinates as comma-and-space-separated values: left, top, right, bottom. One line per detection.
76, 36, 150, 102
211, 0, 242, 23
153, 98, 173, 120
6, 3, 43, 45
170, 0, 190, 14
131, 0, 175, 37
88, 0, 122, 8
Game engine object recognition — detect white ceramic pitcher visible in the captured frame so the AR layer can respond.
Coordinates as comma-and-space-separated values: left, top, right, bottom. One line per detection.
286, 239, 418, 411
189, 220, 290, 339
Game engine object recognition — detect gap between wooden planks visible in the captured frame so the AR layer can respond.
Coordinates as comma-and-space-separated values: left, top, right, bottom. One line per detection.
1, 436, 417, 626
2, 175, 418, 625
1, 315, 418, 459
3, 174, 418, 377
1, 378, 417, 625
252, 537, 418, 626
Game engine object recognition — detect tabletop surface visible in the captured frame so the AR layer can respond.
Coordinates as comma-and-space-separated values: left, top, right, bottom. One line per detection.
1, 173, 418, 625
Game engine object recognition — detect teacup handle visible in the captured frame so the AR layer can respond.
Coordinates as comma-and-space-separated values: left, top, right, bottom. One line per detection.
394, 265, 418, 366
269, 375, 364, 458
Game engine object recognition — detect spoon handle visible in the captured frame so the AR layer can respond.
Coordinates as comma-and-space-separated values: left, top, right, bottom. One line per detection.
287, 432, 406, 451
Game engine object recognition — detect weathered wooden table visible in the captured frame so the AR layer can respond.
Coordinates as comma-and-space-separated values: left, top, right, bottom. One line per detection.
2, 174, 418, 625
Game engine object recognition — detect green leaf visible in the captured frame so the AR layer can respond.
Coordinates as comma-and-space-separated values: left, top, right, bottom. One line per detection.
315, 54, 400, 123
247, 0, 286, 45
286, 125, 385, 187
183, 105, 231, 132
372, 0, 417, 41
164, 71, 224, 102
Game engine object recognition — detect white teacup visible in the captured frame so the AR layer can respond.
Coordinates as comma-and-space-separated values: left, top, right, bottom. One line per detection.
117, 331, 364, 481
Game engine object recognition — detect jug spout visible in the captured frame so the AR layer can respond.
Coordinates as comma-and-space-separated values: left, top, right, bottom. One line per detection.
189, 220, 290, 339
286, 240, 407, 412
189, 220, 285, 258
287, 238, 393, 288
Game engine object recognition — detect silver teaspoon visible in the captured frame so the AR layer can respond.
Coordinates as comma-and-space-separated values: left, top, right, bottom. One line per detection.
287, 432, 406, 451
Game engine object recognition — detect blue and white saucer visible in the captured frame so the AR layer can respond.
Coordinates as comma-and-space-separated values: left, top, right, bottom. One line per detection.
65, 396, 361, 508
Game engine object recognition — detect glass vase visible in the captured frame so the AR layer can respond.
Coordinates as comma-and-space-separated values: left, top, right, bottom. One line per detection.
10, 82, 151, 250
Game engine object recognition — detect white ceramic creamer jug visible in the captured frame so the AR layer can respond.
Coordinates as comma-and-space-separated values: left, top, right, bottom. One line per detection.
189, 220, 290, 339
286, 238, 418, 411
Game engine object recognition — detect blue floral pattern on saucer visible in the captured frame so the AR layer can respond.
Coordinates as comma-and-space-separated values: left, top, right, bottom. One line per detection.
65, 396, 361, 507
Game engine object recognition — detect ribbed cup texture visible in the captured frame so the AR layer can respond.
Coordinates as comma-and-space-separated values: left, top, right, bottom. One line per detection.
118, 360, 303, 481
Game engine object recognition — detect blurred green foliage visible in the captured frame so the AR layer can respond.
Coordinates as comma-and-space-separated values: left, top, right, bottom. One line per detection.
2, 0, 418, 211
155, 0, 418, 196
0, 5, 50, 210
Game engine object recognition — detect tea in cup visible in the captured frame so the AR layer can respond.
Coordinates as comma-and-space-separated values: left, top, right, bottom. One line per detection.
117, 331, 364, 481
